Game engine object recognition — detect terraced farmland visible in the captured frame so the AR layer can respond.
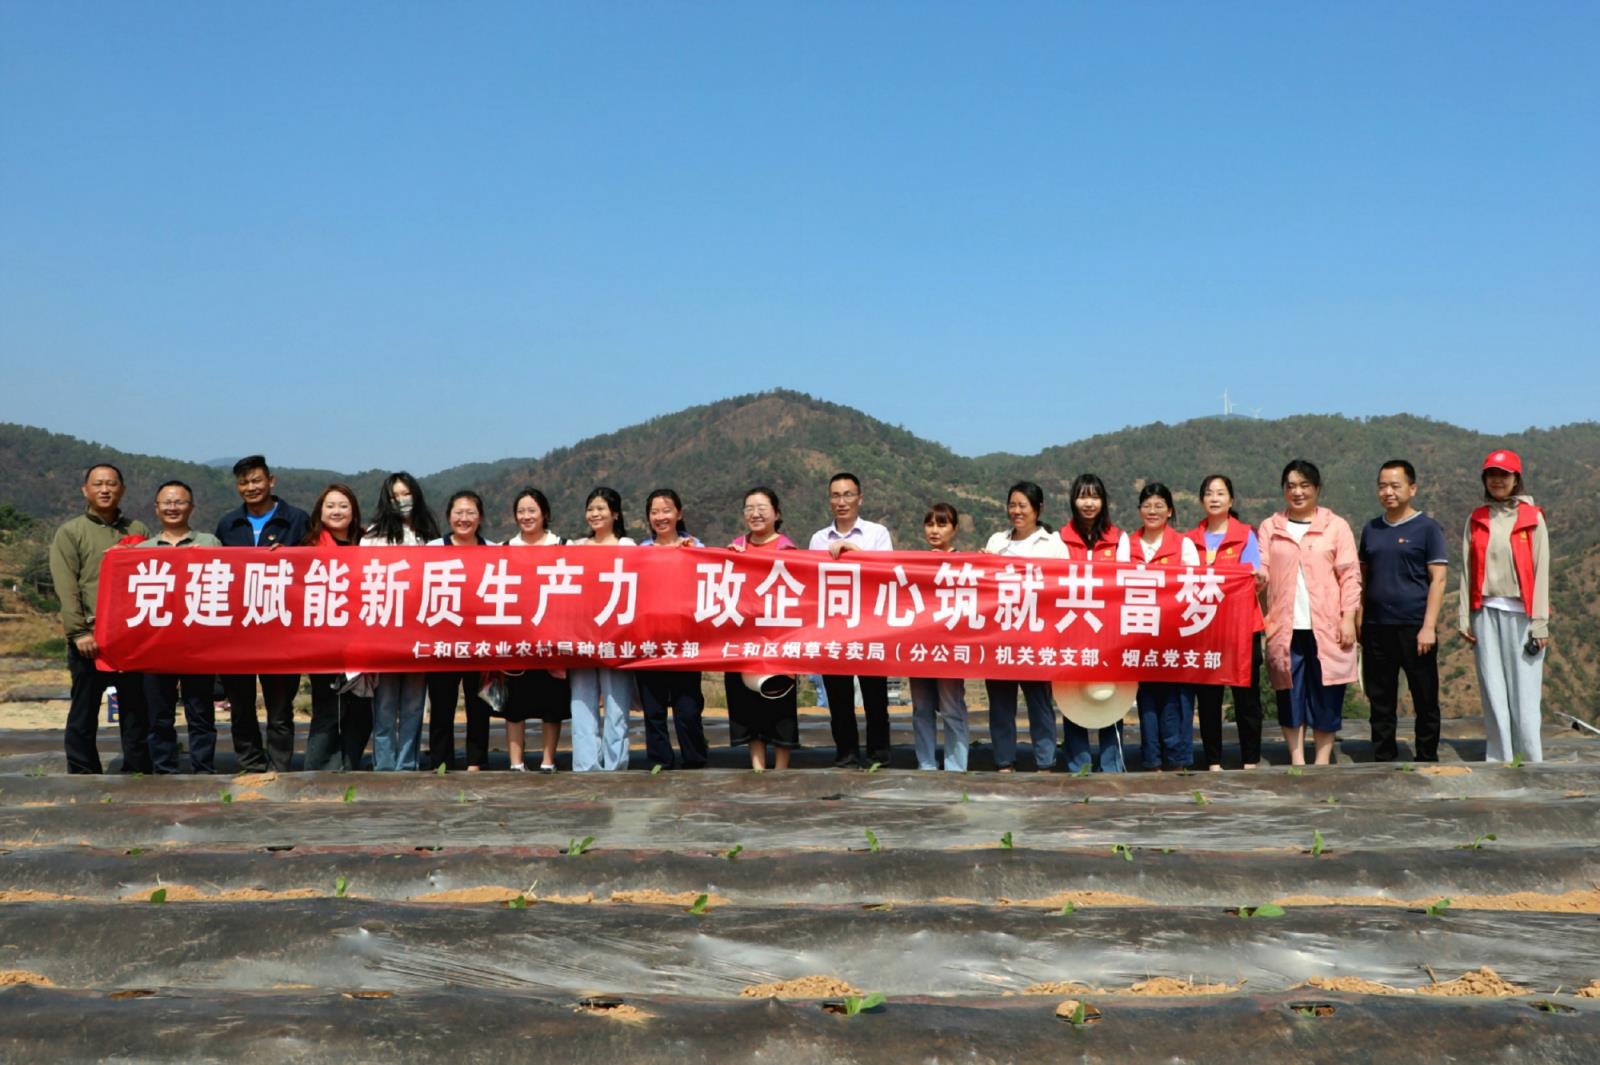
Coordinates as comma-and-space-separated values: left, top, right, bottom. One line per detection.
2, 713, 1597, 1062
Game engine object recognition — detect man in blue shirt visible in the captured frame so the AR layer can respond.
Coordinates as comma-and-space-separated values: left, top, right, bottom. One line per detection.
1358, 459, 1449, 762
214, 455, 310, 771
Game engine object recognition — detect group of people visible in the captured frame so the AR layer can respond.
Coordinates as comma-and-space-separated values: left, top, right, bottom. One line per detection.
48, 449, 1551, 775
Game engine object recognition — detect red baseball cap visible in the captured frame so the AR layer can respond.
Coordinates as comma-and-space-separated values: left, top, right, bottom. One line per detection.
1481, 449, 1523, 474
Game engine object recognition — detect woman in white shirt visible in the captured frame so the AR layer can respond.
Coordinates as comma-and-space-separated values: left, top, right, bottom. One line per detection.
425, 490, 499, 770
1116, 483, 1200, 770
568, 487, 638, 771
503, 487, 569, 771
981, 481, 1069, 771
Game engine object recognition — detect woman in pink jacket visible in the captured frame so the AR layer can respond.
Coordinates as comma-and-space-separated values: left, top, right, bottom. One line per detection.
1258, 460, 1361, 766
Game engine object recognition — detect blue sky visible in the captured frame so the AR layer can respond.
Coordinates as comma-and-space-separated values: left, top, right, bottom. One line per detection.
2, 2, 1595, 473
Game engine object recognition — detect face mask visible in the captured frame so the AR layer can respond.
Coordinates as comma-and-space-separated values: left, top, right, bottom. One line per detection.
392, 497, 414, 516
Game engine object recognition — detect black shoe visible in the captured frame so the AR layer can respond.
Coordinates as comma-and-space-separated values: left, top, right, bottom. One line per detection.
867, 750, 892, 768
833, 753, 861, 769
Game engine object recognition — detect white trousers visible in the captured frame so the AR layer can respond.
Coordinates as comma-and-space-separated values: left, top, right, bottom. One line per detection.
1471, 608, 1543, 763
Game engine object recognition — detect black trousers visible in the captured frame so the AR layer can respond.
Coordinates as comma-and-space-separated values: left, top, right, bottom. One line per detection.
65, 643, 150, 774
1362, 623, 1441, 762
427, 671, 492, 769
822, 674, 891, 763
304, 674, 373, 771
1195, 635, 1264, 767
637, 670, 708, 768
221, 673, 299, 772
143, 673, 217, 773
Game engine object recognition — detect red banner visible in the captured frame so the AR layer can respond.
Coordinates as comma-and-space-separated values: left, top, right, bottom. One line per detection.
94, 546, 1259, 684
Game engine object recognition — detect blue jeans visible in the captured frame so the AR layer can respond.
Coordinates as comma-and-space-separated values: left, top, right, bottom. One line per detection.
144, 673, 217, 774
1137, 683, 1194, 769
371, 673, 426, 771
910, 677, 969, 771
986, 679, 1057, 770
570, 668, 636, 771
1062, 719, 1125, 773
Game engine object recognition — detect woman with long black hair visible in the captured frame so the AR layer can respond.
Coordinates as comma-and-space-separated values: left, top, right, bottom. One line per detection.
568, 487, 638, 771
361, 473, 440, 771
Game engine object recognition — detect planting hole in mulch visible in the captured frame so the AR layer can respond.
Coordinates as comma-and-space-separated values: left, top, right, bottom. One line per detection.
743, 976, 862, 999
1288, 1001, 1338, 1018
1054, 1000, 1103, 1024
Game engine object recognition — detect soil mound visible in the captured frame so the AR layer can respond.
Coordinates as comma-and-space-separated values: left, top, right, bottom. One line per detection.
741, 975, 862, 998
1421, 967, 1528, 997
0, 969, 54, 986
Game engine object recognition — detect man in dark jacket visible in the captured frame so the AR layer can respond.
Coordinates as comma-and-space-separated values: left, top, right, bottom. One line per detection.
214, 455, 310, 771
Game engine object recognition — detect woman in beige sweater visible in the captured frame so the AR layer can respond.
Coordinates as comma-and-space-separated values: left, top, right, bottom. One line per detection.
1458, 449, 1550, 763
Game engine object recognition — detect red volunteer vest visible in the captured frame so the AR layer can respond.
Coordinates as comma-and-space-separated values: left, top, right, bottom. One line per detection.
1186, 516, 1253, 565
1468, 502, 1540, 615
1059, 522, 1122, 560
1131, 526, 1187, 566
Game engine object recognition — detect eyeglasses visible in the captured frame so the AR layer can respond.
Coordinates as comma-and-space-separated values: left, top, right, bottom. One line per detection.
743, 506, 773, 515
829, 492, 859, 502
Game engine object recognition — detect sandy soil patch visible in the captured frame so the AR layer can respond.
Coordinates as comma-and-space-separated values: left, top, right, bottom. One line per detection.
1575, 980, 1600, 999
409, 886, 526, 904
0, 890, 80, 902
1273, 890, 1600, 913
1304, 975, 1408, 995
536, 893, 597, 905
998, 890, 1155, 908
0, 701, 69, 729
742, 975, 862, 998
610, 889, 728, 907
0, 969, 55, 986
1304, 968, 1530, 998
1024, 977, 1236, 996
1420, 966, 1527, 997
1416, 765, 1472, 777
117, 885, 321, 902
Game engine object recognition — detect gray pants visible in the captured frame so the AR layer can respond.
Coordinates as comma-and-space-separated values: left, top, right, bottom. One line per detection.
1471, 608, 1543, 763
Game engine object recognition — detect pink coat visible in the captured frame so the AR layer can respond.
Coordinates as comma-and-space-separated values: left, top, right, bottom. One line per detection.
1258, 507, 1362, 689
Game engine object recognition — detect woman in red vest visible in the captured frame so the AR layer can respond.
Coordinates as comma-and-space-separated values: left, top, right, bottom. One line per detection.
1458, 449, 1550, 762
1186, 474, 1266, 770
1058, 474, 1128, 772
1116, 483, 1200, 770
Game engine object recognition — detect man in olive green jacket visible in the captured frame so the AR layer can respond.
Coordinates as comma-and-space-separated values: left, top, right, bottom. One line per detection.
48, 463, 153, 773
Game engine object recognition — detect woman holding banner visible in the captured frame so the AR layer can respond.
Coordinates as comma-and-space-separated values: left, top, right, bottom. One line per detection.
637, 488, 709, 770
361, 473, 439, 771
910, 503, 969, 771
1057, 474, 1128, 772
504, 488, 569, 772
425, 491, 499, 770
726, 486, 800, 770
1259, 460, 1361, 767
568, 487, 638, 771
1117, 483, 1201, 770
300, 484, 372, 771
981, 481, 1069, 771
1187, 474, 1266, 770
